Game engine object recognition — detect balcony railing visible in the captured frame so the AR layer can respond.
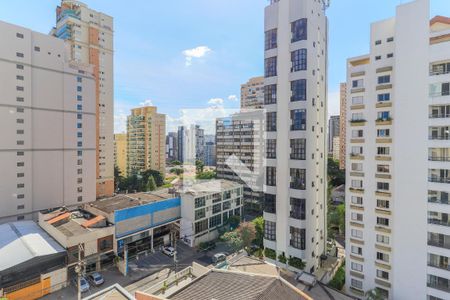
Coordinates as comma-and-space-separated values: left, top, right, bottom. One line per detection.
427, 282, 450, 293
428, 218, 450, 227
429, 135, 450, 140
429, 177, 450, 184
429, 156, 450, 162
430, 113, 450, 119
428, 262, 450, 271
428, 197, 450, 204
428, 239, 450, 250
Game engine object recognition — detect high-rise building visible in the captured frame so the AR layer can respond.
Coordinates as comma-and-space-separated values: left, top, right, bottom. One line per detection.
177, 125, 205, 164
52, 0, 114, 198
345, 1, 450, 299
114, 133, 127, 177
204, 135, 216, 167
0, 20, 96, 222
241, 76, 265, 109
339, 82, 347, 170
328, 115, 340, 155
127, 106, 166, 176
262, 0, 328, 273
216, 113, 264, 216
332, 136, 340, 161
166, 132, 178, 162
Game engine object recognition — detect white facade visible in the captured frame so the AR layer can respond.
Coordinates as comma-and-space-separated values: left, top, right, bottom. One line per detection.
345, 1, 450, 299
263, 0, 328, 273
0, 20, 96, 223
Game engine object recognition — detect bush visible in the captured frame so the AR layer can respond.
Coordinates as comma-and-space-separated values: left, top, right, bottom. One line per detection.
328, 265, 345, 290
278, 253, 287, 264
288, 256, 305, 270
264, 248, 276, 260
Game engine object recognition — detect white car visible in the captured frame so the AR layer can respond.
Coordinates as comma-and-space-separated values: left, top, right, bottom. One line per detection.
163, 246, 176, 257
79, 277, 90, 293
89, 272, 104, 286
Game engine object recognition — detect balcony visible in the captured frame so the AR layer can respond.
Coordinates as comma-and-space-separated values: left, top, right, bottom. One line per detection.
375, 117, 393, 126
349, 187, 364, 194
429, 177, 450, 184
350, 119, 367, 127
350, 153, 364, 160
430, 113, 450, 119
428, 239, 450, 250
429, 156, 450, 162
430, 135, 450, 141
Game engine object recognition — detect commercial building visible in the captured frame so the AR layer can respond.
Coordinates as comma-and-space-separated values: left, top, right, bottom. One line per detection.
166, 132, 178, 162
339, 83, 347, 169
0, 221, 67, 300
115, 133, 128, 177
127, 106, 166, 176
0, 20, 96, 223
328, 115, 340, 155
177, 125, 205, 164
345, 1, 450, 299
204, 141, 216, 166
38, 208, 115, 276
216, 112, 264, 216
52, 0, 115, 198
262, 0, 328, 274
241, 76, 265, 109
180, 180, 244, 247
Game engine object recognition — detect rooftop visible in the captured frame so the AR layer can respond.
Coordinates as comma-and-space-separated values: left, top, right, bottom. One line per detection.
83, 283, 134, 300
87, 190, 177, 214
0, 221, 65, 272
179, 179, 241, 197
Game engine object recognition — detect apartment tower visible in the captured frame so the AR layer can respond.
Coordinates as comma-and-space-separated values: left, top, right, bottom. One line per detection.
339, 82, 347, 169
127, 106, 166, 176
345, 1, 450, 299
241, 76, 265, 109
52, 0, 114, 198
114, 133, 127, 177
0, 20, 96, 222
328, 115, 340, 155
263, 0, 328, 273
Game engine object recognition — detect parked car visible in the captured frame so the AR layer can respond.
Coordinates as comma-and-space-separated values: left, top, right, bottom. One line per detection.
89, 272, 104, 286
212, 253, 227, 264
79, 277, 90, 293
163, 246, 176, 257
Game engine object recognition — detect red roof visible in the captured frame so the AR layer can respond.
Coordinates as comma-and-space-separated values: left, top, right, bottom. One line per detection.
47, 212, 71, 225
81, 215, 105, 228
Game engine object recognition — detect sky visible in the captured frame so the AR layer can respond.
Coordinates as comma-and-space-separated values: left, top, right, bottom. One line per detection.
1, 0, 449, 134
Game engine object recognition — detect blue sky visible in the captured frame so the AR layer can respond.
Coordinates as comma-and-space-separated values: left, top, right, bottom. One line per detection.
1, 0, 449, 133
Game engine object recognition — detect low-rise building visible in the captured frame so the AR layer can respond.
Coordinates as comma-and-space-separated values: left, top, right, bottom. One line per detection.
38, 208, 115, 275
180, 180, 244, 247
0, 221, 67, 300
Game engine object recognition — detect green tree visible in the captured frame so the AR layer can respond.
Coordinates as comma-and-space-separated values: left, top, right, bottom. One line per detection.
171, 160, 181, 166
195, 159, 205, 173
146, 176, 157, 191
227, 215, 241, 230
328, 158, 345, 187
238, 222, 256, 251
196, 170, 216, 180
252, 217, 264, 248
141, 169, 164, 187
222, 230, 243, 252
328, 264, 345, 290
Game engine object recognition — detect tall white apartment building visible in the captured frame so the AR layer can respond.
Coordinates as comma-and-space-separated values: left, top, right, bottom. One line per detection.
51, 0, 115, 198
263, 0, 328, 273
345, 1, 450, 299
0, 20, 96, 223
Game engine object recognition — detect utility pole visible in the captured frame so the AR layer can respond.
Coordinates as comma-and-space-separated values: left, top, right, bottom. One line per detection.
75, 243, 84, 300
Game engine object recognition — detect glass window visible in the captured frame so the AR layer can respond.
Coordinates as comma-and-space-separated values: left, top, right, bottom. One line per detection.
265, 57, 277, 77
195, 208, 205, 220
264, 194, 276, 214
352, 79, 363, 88
266, 139, 276, 159
352, 96, 364, 105
266, 112, 277, 131
376, 269, 389, 280
291, 49, 307, 72
377, 93, 390, 102
377, 147, 390, 155
195, 197, 206, 208
290, 138, 306, 160
378, 75, 391, 84
264, 221, 276, 241
377, 217, 389, 226
291, 18, 307, 42
209, 214, 222, 228
351, 262, 363, 272
377, 234, 390, 245
290, 198, 305, 220
290, 168, 306, 190
377, 129, 390, 137
264, 84, 277, 104
195, 219, 208, 234
212, 203, 221, 214
266, 167, 276, 186
290, 227, 305, 249
265, 28, 277, 50
291, 79, 307, 101
291, 109, 306, 130
351, 279, 363, 289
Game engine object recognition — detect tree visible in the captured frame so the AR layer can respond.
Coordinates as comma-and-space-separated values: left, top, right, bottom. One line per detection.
195, 159, 205, 173
141, 169, 164, 187
227, 215, 241, 230
328, 265, 345, 290
222, 230, 243, 252
146, 176, 157, 191
328, 158, 345, 187
238, 222, 256, 251
366, 288, 385, 300
171, 160, 181, 166
252, 217, 264, 248
196, 170, 216, 180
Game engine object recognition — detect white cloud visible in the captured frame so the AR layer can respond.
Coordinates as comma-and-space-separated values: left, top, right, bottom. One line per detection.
207, 98, 224, 105
182, 46, 211, 66
228, 95, 238, 102
139, 99, 154, 107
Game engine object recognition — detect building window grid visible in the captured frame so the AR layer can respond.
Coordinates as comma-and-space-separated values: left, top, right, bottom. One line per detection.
291, 79, 307, 102
290, 227, 305, 249
264, 221, 276, 241
290, 138, 306, 160
291, 18, 307, 43
291, 49, 307, 72
290, 198, 305, 220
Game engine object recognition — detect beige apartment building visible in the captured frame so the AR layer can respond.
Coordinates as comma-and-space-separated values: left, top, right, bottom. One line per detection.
339, 82, 347, 170
0, 20, 96, 223
51, 0, 115, 198
240, 76, 265, 109
114, 133, 127, 177
127, 106, 166, 176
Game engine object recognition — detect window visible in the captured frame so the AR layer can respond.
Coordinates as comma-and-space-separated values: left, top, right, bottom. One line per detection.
16, 52, 24, 58
16, 75, 24, 81
17, 205, 25, 210
17, 162, 24, 167
264, 84, 277, 104
351, 112, 364, 121
290, 227, 305, 249
375, 40, 382, 45
351, 246, 362, 255
377, 252, 389, 262
351, 163, 363, 171
17, 183, 24, 188
264, 221, 276, 241
77, 141, 82, 147
264, 57, 277, 77
34, 46, 40, 52
351, 279, 363, 290
352, 96, 364, 105
195, 219, 208, 234
351, 196, 363, 205
77, 86, 82, 92
377, 147, 390, 155
264, 194, 276, 214
17, 151, 24, 156
16, 33, 24, 38
378, 75, 391, 84
77, 76, 82, 83
77, 104, 82, 110
265, 28, 277, 50
209, 214, 222, 228
290, 138, 306, 160
377, 165, 389, 173
77, 169, 82, 175
377, 182, 389, 191
16, 86, 24, 91
351, 146, 363, 155
351, 212, 363, 222
428, 274, 450, 293
77, 95, 82, 101
77, 132, 83, 138
17, 130, 24, 134
377, 129, 390, 137
291, 79, 307, 101
377, 217, 389, 226
16, 97, 24, 102
291, 109, 306, 130
387, 53, 394, 58
351, 229, 363, 239
290, 198, 305, 220
377, 93, 390, 102
266, 139, 276, 159
266, 167, 276, 186
77, 113, 82, 120
387, 37, 394, 42
352, 79, 363, 88
290, 168, 306, 190
377, 234, 390, 245
351, 180, 363, 189
375, 55, 381, 60
16, 64, 24, 70
266, 112, 277, 131
212, 203, 221, 214
291, 49, 307, 72
222, 201, 231, 210
17, 194, 24, 199
195, 197, 206, 208
377, 111, 390, 121
291, 18, 307, 42
351, 262, 363, 272
376, 270, 389, 280
77, 123, 82, 129
77, 187, 83, 192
